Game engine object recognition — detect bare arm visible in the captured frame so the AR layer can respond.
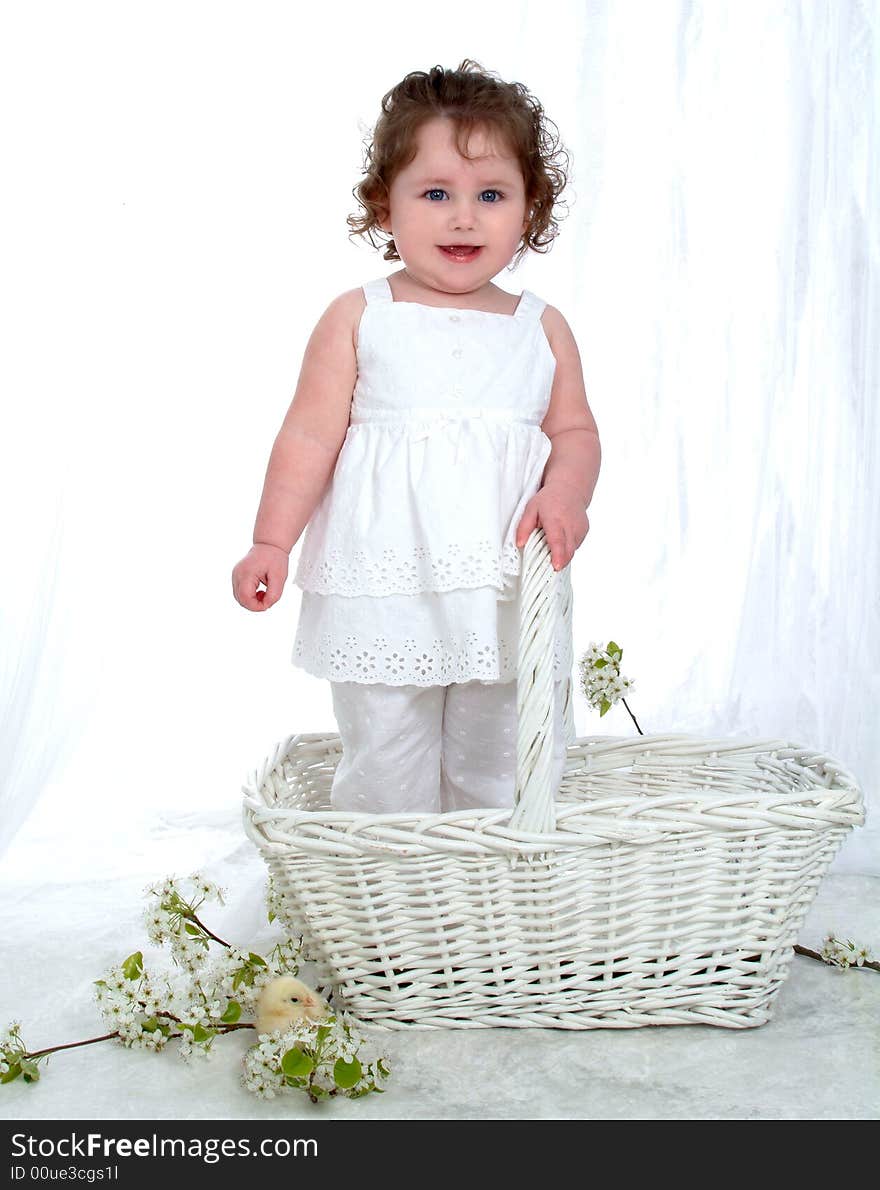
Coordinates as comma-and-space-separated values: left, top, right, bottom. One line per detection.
538, 305, 601, 507
252, 289, 362, 553
515, 306, 601, 570
231, 288, 362, 611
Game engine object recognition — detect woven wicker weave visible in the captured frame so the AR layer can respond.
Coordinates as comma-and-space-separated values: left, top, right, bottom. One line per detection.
242, 528, 865, 1030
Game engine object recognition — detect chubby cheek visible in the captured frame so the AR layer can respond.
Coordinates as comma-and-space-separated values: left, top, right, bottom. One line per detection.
389, 202, 430, 232
406, 215, 437, 243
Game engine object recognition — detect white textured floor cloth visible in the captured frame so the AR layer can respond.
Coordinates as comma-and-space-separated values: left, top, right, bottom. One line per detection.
0, 795, 874, 1120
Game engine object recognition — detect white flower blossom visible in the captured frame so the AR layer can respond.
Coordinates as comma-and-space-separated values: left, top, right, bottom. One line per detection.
77, 871, 387, 1102
578, 641, 634, 716
265, 875, 305, 937
144, 876, 178, 901
818, 932, 872, 970
239, 1011, 390, 1102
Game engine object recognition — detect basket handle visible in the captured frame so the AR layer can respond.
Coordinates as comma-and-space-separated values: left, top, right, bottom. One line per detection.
508, 526, 572, 834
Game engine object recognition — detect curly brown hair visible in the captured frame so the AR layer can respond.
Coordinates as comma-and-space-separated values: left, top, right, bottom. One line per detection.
347, 59, 571, 270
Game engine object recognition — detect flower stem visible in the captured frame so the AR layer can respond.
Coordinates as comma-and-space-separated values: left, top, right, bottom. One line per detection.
27, 1032, 120, 1060
621, 697, 643, 734
24, 1020, 257, 1062
794, 943, 878, 972
187, 911, 229, 948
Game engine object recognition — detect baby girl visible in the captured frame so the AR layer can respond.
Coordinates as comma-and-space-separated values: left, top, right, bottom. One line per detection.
232, 59, 601, 815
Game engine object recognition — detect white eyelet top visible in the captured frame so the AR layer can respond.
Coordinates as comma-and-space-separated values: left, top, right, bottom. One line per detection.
291, 275, 572, 686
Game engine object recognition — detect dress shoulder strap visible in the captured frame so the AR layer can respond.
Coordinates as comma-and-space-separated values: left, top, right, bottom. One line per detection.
515, 289, 548, 321
363, 276, 547, 318
362, 276, 394, 305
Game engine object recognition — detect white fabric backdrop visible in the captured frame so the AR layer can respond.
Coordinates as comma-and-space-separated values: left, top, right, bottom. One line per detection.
1, 0, 876, 877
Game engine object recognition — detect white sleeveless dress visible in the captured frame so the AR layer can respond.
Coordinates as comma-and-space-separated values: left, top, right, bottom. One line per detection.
290, 275, 573, 686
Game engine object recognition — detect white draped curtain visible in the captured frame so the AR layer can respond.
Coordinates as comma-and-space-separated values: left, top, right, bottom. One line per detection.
1, 0, 876, 872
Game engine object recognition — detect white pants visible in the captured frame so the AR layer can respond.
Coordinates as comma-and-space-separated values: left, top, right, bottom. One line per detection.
329, 678, 568, 814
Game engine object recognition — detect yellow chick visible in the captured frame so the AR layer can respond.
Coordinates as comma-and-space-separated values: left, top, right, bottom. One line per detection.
255, 976, 331, 1036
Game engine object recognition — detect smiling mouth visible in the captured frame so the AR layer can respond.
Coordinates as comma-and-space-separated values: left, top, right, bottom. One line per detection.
438, 245, 483, 260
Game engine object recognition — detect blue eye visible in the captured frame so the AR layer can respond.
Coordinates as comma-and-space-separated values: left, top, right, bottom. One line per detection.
421, 189, 505, 202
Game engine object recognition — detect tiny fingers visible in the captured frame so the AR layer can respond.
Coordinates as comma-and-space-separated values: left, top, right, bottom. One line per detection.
551, 528, 571, 570
516, 516, 578, 567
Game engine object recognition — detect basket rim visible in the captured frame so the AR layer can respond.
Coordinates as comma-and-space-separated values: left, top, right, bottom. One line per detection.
242, 730, 864, 797
241, 729, 865, 858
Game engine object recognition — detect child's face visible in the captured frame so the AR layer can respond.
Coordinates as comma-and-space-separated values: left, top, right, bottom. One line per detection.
378, 116, 530, 292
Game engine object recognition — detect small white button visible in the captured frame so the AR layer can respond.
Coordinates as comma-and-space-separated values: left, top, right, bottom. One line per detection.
449, 313, 460, 322
452, 347, 463, 358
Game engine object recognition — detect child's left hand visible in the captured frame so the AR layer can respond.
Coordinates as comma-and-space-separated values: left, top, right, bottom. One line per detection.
514, 481, 590, 571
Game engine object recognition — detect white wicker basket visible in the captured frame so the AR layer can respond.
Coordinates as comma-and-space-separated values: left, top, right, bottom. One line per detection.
242, 528, 865, 1030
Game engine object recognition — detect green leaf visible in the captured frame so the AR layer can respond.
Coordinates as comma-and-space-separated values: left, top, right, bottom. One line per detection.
121, 952, 144, 980
1, 1062, 22, 1084
606, 640, 621, 656
281, 1046, 314, 1078
248, 953, 268, 968
377, 1057, 391, 1077
19, 1059, 40, 1081
190, 1024, 213, 1043
333, 1057, 362, 1089
267, 908, 276, 923
220, 1000, 241, 1023
314, 1024, 333, 1045
599, 700, 610, 716
141, 1017, 160, 1033
184, 923, 201, 936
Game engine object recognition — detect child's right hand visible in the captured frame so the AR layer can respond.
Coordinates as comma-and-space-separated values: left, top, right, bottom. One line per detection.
232, 544, 290, 611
